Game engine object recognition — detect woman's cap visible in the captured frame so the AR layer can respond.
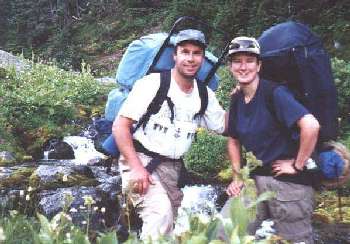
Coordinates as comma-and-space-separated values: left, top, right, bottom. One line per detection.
228, 36, 260, 57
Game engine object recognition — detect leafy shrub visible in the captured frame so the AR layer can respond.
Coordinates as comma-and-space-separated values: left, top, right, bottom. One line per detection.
0, 59, 110, 158
215, 67, 236, 110
332, 57, 350, 123
184, 129, 230, 178
0, 211, 40, 243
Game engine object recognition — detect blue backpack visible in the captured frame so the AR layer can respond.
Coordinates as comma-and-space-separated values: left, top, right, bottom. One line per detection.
258, 21, 338, 143
257, 21, 344, 181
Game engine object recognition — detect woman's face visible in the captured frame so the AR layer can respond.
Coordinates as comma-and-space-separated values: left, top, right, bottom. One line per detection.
229, 53, 261, 85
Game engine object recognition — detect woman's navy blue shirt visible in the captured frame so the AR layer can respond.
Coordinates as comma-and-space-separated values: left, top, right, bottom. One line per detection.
228, 79, 309, 166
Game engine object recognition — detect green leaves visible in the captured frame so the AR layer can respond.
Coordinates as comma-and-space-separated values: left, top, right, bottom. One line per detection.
96, 232, 118, 244
332, 57, 350, 123
0, 59, 110, 158
184, 129, 229, 178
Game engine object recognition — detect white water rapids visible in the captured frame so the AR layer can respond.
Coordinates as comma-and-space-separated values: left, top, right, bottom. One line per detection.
42, 135, 274, 239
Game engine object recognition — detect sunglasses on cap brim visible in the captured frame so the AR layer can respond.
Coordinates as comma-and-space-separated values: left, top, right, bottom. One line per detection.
230, 40, 259, 50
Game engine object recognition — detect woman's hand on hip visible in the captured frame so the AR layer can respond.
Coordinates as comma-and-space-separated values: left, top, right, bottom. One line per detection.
272, 159, 297, 176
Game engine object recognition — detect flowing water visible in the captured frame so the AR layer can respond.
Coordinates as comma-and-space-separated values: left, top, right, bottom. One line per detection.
42, 135, 107, 164
63, 136, 107, 164
174, 185, 218, 235
39, 135, 350, 242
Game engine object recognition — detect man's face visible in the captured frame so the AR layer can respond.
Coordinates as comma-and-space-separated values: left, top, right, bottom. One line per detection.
173, 42, 204, 79
229, 53, 261, 85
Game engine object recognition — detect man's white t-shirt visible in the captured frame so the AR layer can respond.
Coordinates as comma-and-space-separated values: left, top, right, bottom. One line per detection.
118, 72, 225, 159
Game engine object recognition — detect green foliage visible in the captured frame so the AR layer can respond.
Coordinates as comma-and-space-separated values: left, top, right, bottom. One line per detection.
332, 58, 350, 123
0, 211, 39, 244
96, 232, 119, 244
215, 67, 236, 110
184, 129, 229, 178
220, 152, 276, 242
0, 163, 275, 244
2, 0, 350, 72
314, 190, 350, 224
0, 59, 110, 158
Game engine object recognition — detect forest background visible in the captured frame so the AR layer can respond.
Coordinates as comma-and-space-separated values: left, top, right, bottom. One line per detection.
1, 0, 350, 176
1, 0, 350, 72
1, 0, 350, 242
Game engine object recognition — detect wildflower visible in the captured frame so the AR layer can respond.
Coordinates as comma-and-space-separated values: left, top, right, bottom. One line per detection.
198, 214, 210, 224
83, 195, 95, 206
65, 232, 72, 244
255, 220, 275, 238
93, 206, 99, 211
19, 190, 24, 196
25, 194, 30, 201
27, 186, 34, 192
0, 226, 6, 241
101, 207, 106, 213
64, 192, 73, 199
69, 208, 78, 213
196, 127, 205, 134
215, 213, 231, 226
62, 175, 68, 182
62, 213, 72, 221
50, 221, 58, 231
9, 210, 18, 217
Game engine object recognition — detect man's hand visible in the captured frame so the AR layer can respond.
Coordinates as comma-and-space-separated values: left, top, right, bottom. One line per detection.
272, 159, 297, 176
130, 164, 154, 195
226, 180, 244, 197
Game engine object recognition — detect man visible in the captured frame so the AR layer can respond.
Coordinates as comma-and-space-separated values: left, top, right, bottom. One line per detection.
112, 29, 225, 240
222, 36, 320, 243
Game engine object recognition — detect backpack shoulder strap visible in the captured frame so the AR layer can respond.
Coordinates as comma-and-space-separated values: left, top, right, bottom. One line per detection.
261, 79, 279, 119
134, 70, 171, 132
194, 79, 208, 119
227, 90, 241, 137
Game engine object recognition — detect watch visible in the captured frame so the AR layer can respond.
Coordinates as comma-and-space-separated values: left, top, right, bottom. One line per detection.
293, 162, 304, 173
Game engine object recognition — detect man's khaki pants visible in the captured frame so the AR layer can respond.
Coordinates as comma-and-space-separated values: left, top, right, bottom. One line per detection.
119, 153, 183, 241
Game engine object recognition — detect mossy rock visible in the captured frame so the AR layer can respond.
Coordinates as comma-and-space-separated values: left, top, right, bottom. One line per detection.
0, 167, 36, 189
29, 171, 98, 190
0, 159, 15, 166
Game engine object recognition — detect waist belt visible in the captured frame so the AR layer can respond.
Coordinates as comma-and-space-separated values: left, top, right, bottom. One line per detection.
133, 140, 181, 173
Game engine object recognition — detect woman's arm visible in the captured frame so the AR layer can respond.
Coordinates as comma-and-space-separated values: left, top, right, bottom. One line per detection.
226, 137, 244, 197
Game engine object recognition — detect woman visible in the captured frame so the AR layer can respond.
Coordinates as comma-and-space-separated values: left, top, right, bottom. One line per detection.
223, 36, 320, 243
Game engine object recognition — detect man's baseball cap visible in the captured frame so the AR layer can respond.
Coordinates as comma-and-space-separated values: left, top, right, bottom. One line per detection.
174, 29, 207, 47
228, 36, 260, 57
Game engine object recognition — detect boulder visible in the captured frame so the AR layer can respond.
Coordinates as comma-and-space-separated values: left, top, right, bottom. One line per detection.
43, 138, 75, 160
0, 50, 28, 72
0, 151, 15, 165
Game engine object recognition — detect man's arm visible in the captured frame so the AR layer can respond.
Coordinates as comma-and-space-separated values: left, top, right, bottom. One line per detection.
112, 116, 153, 195
200, 88, 226, 134
226, 137, 243, 197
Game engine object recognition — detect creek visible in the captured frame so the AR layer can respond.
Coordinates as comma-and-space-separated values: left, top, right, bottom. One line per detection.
1, 129, 350, 243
